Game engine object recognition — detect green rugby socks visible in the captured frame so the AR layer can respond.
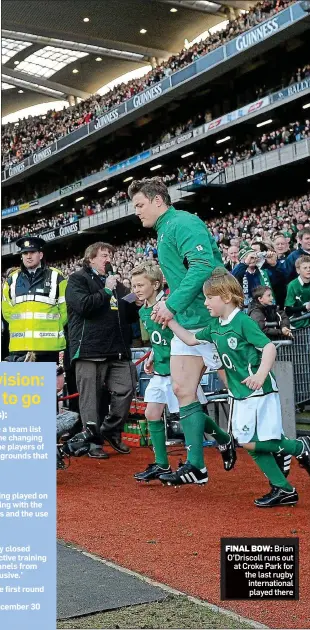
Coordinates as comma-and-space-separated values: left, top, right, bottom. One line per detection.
204, 414, 230, 445
254, 436, 303, 457
148, 420, 169, 468
248, 450, 293, 491
180, 401, 206, 470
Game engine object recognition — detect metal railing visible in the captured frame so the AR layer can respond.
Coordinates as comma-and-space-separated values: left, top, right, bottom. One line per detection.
275, 327, 310, 405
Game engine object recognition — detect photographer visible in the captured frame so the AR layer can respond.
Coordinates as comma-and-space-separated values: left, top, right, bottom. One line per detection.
232, 243, 286, 308
65, 242, 137, 459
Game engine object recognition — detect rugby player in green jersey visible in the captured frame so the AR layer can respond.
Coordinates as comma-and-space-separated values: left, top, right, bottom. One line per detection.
167, 268, 310, 507
128, 178, 236, 486
131, 262, 226, 482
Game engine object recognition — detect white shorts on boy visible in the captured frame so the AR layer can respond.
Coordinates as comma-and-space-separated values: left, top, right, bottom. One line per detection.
231, 392, 283, 444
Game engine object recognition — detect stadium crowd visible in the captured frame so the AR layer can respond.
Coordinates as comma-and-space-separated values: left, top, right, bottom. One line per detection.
1, 0, 297, 169
2, 114, 309, 246
3, 190, 308, 277
2, 57, 308, 210
51, 192, 310, 279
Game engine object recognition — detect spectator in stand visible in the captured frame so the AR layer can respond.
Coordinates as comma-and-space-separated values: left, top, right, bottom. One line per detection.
282, 227, 310, 281
285, 256, 310, 328
273, 232, 291, 261
248, 286, 293, 339
225, 244, 240, 271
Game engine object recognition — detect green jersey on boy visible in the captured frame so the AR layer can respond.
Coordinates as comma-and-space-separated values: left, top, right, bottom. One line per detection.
139, 305, 172, 376
195, 309, 278, 400
284, 277, 310, 329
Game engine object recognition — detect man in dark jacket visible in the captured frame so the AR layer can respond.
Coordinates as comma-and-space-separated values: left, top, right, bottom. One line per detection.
66, 242, 137, 459
248, 286, 293, 340
281, 228, 310, 282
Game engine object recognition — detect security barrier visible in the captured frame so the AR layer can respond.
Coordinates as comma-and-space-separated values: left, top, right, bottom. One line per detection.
275, 327, 310, 405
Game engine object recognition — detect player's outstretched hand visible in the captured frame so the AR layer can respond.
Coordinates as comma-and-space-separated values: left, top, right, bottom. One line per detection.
241, 374, 265, 390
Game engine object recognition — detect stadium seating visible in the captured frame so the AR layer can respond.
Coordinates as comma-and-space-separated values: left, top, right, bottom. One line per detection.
1, 0, 297, 169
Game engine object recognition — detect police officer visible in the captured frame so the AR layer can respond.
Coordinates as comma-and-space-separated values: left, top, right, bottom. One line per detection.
2, 236, 67, 362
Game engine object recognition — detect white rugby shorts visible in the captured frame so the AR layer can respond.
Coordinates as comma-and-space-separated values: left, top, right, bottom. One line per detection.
171, 331, 222, 370
231, 392, 283, 444
144, 374, 206, 413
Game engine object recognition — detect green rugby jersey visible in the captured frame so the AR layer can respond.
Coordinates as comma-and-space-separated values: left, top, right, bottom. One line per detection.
284, 276, 310, 329
155, 206, 224, 329
195, 309, 278, 400
139, 304, 172, 376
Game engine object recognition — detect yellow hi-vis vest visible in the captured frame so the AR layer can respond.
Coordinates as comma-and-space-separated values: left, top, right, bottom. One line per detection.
2, 266, 68, 353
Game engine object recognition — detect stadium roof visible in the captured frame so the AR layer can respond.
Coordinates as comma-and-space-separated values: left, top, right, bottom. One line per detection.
1, 0, 256, 117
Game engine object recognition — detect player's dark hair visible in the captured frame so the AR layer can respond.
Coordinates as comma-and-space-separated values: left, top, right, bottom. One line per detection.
203, 267, 244, 309
128, 177, 171, 206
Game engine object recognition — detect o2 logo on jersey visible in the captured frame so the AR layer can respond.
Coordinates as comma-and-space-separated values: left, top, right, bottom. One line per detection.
227, 336, 237, 350
221, 353, 236, 371
151, 330, 167, 346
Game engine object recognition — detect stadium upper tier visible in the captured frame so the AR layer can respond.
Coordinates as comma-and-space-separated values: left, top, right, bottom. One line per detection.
2, 0, 308, 183
2, 76, 309, 223
2, 117, 309, 252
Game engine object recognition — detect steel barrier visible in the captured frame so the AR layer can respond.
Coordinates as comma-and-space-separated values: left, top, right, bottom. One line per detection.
275, 328, 310, 405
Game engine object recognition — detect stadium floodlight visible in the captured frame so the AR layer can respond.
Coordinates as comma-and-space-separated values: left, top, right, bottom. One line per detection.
123, 176, 133, 182
256, 119, 272, 128
98, 187, 108, 192
181, 151, 194, 158
216, 136, 230, 144
302, 103, 310, 109
150, 164, 162, 170
75, 197, 85, 202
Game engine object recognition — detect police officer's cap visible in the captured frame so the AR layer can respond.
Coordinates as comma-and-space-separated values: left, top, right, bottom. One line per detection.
16, 236, 46, 253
